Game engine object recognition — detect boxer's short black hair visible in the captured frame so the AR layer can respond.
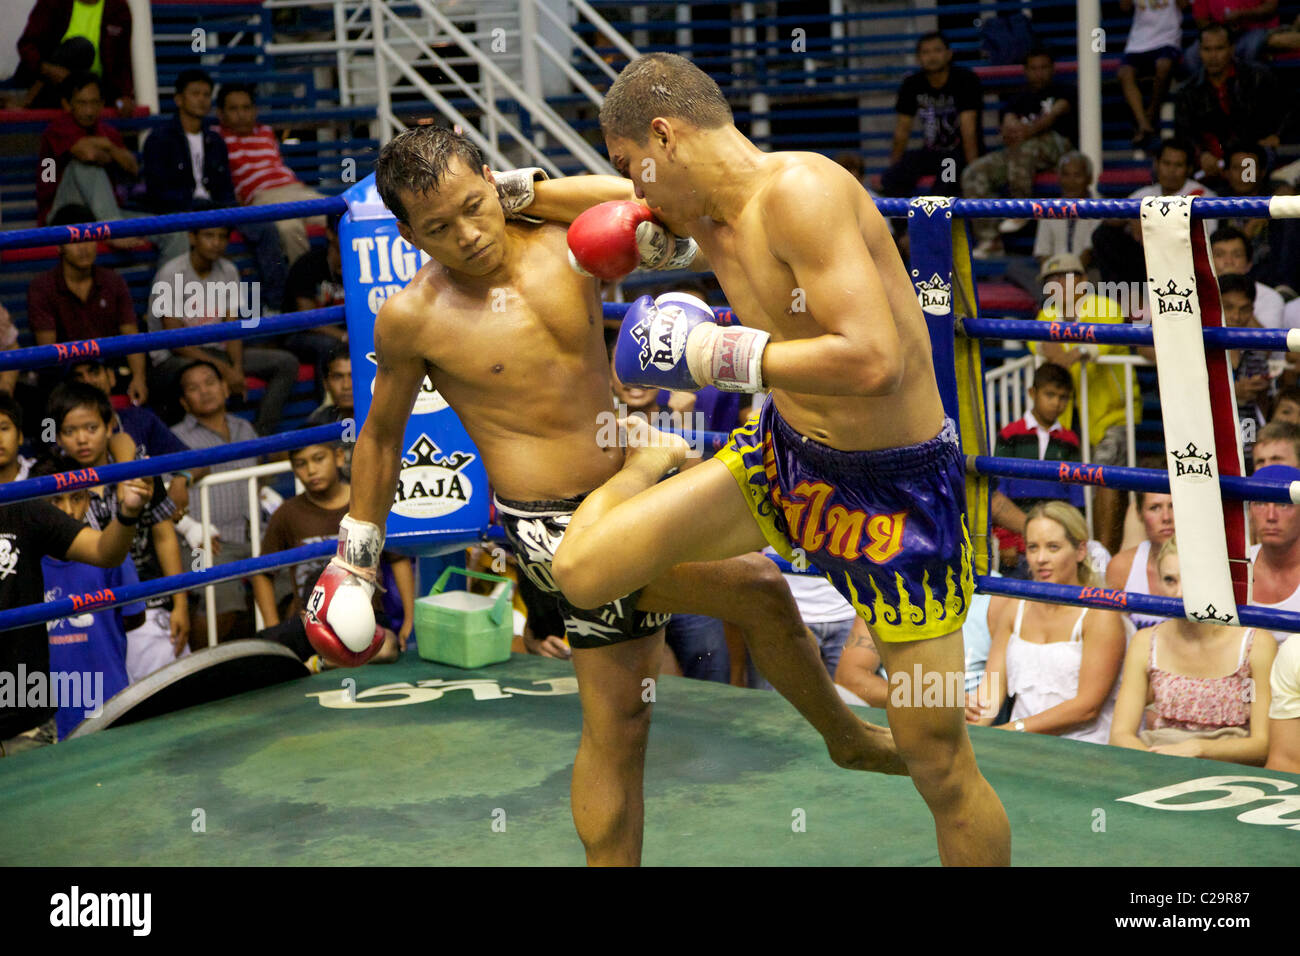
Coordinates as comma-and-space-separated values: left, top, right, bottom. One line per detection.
48, 380, 113, 429
600, 53, 732, 145
375, 125, 487, 224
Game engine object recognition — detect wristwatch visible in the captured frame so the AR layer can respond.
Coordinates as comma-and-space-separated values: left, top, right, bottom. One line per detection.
1014, 719, 1026, 732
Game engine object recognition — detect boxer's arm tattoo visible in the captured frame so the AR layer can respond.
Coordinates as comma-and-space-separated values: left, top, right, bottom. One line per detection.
374, 328, 395, 375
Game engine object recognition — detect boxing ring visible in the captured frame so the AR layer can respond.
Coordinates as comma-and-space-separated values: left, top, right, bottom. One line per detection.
0, 188, 1298, 865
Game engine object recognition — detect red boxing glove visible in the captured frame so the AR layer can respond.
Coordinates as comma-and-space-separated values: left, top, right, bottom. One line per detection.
303, 559, 385, 668
303, 515, 386, 668
567, 201, 655, 280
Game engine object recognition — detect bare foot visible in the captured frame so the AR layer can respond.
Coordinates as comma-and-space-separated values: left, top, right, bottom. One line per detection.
829, 719, 910, 776
621, 416, 689, 479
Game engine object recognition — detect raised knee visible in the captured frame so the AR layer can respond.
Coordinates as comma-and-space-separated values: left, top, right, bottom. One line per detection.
551, 548, 605, 610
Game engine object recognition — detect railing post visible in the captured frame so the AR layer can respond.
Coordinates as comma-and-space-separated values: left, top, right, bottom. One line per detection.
371, 0, 394, 145
520, 0, 546, 155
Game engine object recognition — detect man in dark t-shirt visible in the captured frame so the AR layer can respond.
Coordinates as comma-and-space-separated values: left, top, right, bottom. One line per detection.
881, 31, 983, 199
281, 212, 348, 384
0, 425, 152, 754
963, 48, 1076, 256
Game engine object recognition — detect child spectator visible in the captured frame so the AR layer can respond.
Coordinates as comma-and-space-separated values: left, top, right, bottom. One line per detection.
968, 502, 1127, 743
1111, 537, 1276, 763
989, 362, 1083, 575
1118, 0, 1186, 148
49, 382, 189, 681
170, 360, 262, 646
251, 441, 408, 668
964, 48, 1074, 258
28, 204, 147, 407
145, 218, 299, 434
0, 459, 150, 756
0, 394, 36, 484
70, 358, 208, 513
881, 32, 982, 199
1032, 152, 1099, 267
216, 83, 329, 265
34, 457, 144, 740
36, 72, 140, 236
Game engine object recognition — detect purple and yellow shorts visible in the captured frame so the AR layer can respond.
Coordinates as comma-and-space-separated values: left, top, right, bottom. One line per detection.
715, 396, 973, 642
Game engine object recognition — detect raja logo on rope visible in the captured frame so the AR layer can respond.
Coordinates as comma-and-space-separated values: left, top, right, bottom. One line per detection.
1169, 441, 1214, 481
909, 197, 950, 218
393, 433, 476, 519
913, 271, 952, 316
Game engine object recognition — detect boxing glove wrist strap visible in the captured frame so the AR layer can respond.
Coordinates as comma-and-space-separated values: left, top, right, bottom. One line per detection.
494, 167, 549, 223
686, 324, 770, 393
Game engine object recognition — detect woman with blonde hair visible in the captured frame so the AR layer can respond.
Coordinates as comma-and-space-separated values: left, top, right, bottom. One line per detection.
967, 502, 1127, 742
1109, 536, 1276, 763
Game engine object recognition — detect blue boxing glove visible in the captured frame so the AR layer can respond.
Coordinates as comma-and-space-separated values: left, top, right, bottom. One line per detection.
614, 292, 771, 393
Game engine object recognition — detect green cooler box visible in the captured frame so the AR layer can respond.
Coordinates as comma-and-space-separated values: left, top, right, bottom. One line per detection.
414, 567, 515, 668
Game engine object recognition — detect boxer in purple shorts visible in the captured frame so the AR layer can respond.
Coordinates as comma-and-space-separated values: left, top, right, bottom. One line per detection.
552, 52, 1009, 865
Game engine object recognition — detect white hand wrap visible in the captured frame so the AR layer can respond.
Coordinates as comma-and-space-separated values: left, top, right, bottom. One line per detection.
337, 514, 384, 586
494, 167, 549, 222
634, 220, 698, 271
686, 323, 771, 392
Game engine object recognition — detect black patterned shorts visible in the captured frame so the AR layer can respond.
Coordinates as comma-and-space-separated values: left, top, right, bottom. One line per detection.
494, 495, 671, 649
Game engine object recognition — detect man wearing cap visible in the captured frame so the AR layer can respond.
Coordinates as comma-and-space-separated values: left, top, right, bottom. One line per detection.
1249, 463, 1300, 637
1026, 252, 1142, 554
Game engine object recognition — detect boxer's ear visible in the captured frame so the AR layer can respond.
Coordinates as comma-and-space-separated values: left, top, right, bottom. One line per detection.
482, 164, 496, 185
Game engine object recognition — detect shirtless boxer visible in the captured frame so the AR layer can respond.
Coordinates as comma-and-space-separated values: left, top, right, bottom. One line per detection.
301, 125, 904, 866
551, 53, 1011, 865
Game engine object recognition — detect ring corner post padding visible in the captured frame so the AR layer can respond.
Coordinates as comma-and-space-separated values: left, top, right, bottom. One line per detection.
906, 196, 990, 577
338, 174, 490, 547
66, 641, 308, 738
1140, 195, 1246, 620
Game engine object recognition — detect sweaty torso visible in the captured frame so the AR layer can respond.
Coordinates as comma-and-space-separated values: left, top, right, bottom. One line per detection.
394, 223, 623, 502
691, 152, 944, 450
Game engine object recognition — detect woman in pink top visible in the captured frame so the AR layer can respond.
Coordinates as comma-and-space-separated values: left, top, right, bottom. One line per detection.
1111, 536, 1276, 763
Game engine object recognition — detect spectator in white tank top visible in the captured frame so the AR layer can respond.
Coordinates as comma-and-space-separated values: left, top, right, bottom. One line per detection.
968, 502, 1126, 743
1105, 476, 1175, 633
1267, 632, 1300, 772
1248, 464, 1300, 642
